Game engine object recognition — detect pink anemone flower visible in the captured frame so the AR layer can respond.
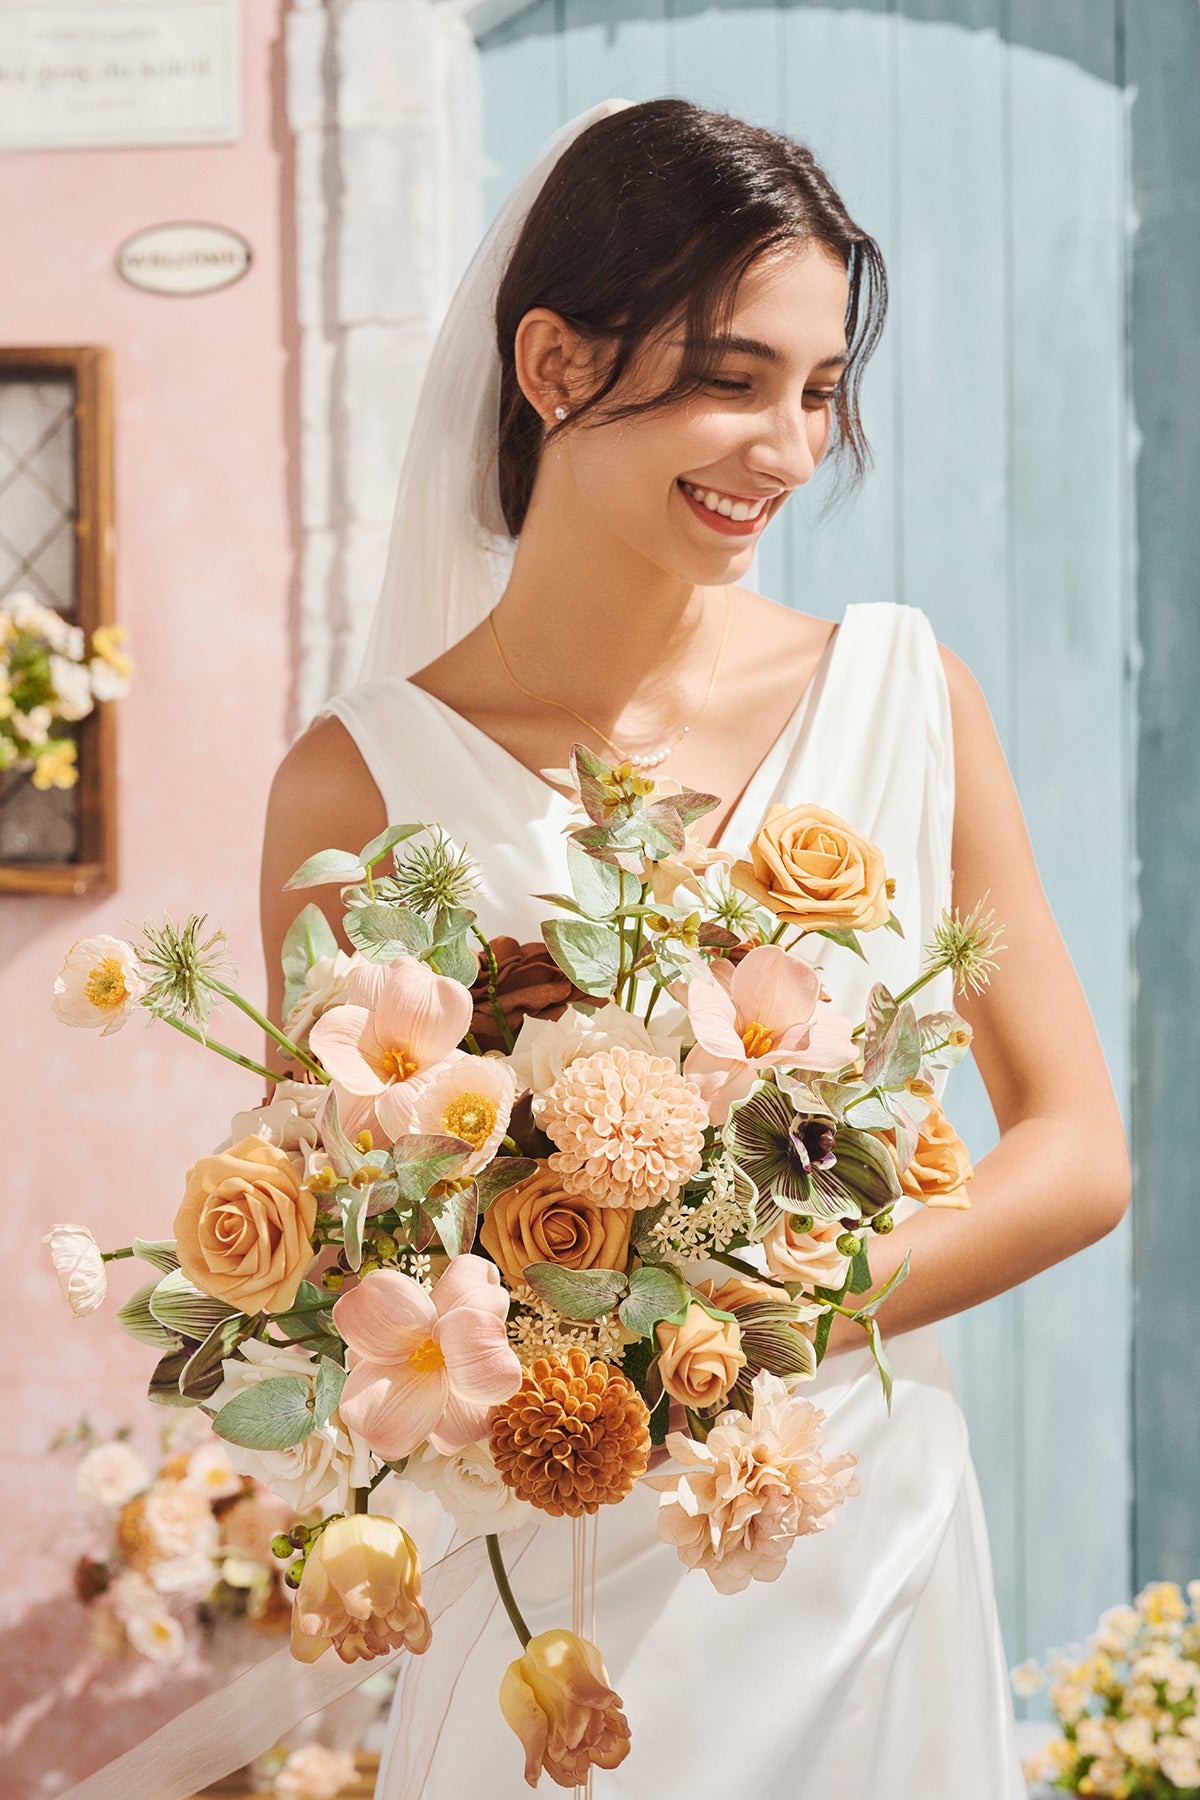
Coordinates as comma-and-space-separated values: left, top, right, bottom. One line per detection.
332, 1257, 523, 1462
310, 956, 473, 1146
682, 944, 856, 1126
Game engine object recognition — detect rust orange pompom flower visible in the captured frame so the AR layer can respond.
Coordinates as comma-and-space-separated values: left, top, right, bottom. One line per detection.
490, 1349, 650, 1517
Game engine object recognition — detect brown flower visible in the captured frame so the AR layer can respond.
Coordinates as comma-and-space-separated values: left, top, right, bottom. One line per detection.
490, 1349, 650, 1517
479, 1160, 634, 1289
884, 1096, 973, 1210
655, 1302, 745, 1411
730, 802, 890, 931
469, 936, 583, 1053
174, 1134, 317, 1315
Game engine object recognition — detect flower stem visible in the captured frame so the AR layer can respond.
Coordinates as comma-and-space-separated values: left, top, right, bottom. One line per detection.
101, 1246, 135, 1263
709, 1247, 761, 1279
622, 882, 649, 1011
849, 961, 949, 1041
470, 924, 516, 1052
486, 1533, 532, 1649
642, 982, 662, 1025
767, 919, 789, 944
158, 1012, 283, 1083
206, 977, 329, 1080
351, 1486, 369, 1515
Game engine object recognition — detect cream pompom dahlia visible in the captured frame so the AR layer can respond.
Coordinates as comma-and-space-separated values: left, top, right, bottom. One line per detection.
539, 1043, 708, 1209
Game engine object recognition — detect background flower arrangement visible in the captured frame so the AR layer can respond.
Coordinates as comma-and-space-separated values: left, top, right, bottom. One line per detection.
0, 588, 132, 791
1015, 1582, 1200, 1797
47, 742, 1001, 1789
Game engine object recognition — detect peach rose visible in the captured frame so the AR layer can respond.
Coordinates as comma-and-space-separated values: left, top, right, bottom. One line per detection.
655, 1302, 745, 1410
885, 1096, 973, 1210
480, 1161, 634, 1289
174, 1135, 317, 1315
762, 1217, 852, 1289
730, 802, 890, 931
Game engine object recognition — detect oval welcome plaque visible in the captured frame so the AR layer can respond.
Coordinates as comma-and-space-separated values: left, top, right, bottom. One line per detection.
115, 222, 252, 296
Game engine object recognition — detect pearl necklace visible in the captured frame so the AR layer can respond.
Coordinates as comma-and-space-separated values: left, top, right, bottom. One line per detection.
486, 588, 733, 772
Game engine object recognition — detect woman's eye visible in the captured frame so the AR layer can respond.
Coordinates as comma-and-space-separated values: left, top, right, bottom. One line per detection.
804, 388, 840, 407
707, 378, 751, 393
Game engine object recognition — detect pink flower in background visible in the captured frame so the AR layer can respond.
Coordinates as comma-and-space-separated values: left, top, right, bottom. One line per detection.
332, 1257, 523, 1461
682, 945, 856, 1125
309, 957, 473, 1145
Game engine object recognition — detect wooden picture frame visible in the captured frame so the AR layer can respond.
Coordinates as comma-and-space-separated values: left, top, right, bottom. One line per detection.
0, 346, 117, 895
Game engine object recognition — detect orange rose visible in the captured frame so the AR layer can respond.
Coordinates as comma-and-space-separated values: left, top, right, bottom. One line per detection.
885, 1096, 973, 1210
480, 1161, 634, 1289
762, 1217, 852, 1288
730, 802, 890, 931
174, 1135, 317, 1315
655, 1302, 745, 1410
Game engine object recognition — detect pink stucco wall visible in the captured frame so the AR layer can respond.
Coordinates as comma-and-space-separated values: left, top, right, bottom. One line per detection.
0, 7, 298, 1788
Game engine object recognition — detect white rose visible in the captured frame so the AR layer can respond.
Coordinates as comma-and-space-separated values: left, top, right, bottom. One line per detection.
283, 951, 365, 1047
76, 1439, 150, 1509
48, 653, 95, 722
207, 1339, 374, 1514
509, 999, 687, 1118
403, 1440, 536, 1538
43, 1223, 107, 1316
214, 1080, 326, 1171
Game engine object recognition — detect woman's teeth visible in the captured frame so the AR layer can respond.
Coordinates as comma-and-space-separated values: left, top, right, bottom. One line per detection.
678, 480, 769, 522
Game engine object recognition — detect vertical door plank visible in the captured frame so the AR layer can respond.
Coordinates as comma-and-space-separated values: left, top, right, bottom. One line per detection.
560, 0, 671, 115
479, 0, 565, 228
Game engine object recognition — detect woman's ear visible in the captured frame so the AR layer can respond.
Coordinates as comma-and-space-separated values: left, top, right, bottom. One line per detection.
512, 307, 601, 419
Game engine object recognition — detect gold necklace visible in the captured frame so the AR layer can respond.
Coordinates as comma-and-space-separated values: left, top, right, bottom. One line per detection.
487, 588, 733, 772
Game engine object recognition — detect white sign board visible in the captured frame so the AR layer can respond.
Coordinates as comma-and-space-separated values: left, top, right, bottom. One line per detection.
115, 221, 252, 295
0, 0, 240, 152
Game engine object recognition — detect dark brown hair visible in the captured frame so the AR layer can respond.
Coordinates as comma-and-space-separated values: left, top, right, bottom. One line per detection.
494, 98, 888, 537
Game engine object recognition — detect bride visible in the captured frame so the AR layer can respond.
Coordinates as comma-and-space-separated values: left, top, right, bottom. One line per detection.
260, 97, 1129, 1797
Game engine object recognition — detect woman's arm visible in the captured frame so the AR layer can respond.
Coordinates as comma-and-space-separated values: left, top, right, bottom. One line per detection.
259, 715, 386, 1072
824, 642, 1131, 1350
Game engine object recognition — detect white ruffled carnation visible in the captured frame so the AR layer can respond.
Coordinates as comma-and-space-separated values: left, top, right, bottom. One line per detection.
43, 1223, 107, 1316
76, 1439, 150, 1509
215, 1079, 326, 1173
403, 1440, 536, 1539
207, 1339, 374, 1514
508, 998, 687, 1119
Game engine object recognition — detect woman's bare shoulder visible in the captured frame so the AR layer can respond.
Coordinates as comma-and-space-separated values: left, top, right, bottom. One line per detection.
268, 714, 382, 824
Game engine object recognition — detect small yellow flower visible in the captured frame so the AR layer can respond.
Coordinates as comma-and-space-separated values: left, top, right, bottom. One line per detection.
91, 624, 134, 678
32, 738, 78, 790
1138, 1580, 1188, 1625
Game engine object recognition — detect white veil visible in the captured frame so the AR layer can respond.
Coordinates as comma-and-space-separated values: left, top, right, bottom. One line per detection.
359, 96, 636, 685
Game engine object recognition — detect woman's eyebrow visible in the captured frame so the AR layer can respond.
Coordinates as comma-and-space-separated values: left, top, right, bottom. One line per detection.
671, 335, 849, 369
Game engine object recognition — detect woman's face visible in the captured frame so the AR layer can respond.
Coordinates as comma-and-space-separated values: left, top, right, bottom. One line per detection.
542, 239, 852, 582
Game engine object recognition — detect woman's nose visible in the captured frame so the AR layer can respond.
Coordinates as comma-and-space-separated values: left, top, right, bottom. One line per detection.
745, 400, 820, 491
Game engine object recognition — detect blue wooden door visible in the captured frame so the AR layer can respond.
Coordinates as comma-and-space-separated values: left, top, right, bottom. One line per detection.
475, 0, 1135, 1684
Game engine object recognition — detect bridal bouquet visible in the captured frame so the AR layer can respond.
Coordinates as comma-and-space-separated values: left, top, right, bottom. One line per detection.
0, 588, 133, 790
48, 745, 1001, 1789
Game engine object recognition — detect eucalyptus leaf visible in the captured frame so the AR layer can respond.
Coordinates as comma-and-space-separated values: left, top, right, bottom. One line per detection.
116, 1280, 181, 1350
271, 1280, 339, 1340
390, 1134, 475, 1208
212, 1374, 316, 1451
813, 925, 867, 962
344, 902, 431, 964
313, 1357, 347, 1427
476, 1158, 537, 1212
541, 918, 621, 997
359, 822, 424, 870
839, 1091, 897, 1132
918, 1010, 972, 1070
281, 904, 338, 1018
132, 1237, 180, 1275
565, 839, 624, 919
617, 1264, 690, 1338
341, 1184, 371, 1272
427, 931, 479, 987
179, 1314, 254, 1403
848, 1242, 874, 1295
148, 1269, 239, 1339
285, 848, 368, 890
522, 1263, 629, 1322
427, 1182, 479, 1259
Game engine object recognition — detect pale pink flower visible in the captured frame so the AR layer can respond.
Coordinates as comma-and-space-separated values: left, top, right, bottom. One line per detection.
43, 1223, 107, 1316
646, 1369, 860, 1594
682, 944, 856, 1125
539, 1044, 708, 1209
399, 1051, 517, 1176
52, 933, 145, 1034
180, 1440, 244, 1503
125, 1607, 187, 1666
274, 1742, 359, 1800
762, 1216, 854, 1289
332, 1257, 523, 1461
309, 957, 473, 1146
76, 1439, 150, 1509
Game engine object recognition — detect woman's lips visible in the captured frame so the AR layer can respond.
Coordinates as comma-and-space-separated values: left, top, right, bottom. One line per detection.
677, 479, 774, 537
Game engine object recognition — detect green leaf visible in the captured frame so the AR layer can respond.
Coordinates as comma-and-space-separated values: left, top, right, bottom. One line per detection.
426, 931, 479, 986
212, 1374, 316, 1451
285, 848, 368, 890
132, 1237, 180, 1275
271, 1280, 338, 1340
522, 1263, 629, 1322
848, 1242, 874, 1295
116, 1280, 181, 1350
344, 902, 431, 964
853, 1249, 912, 1322
390, 1134, 475, 1208
179, 1314, 254, 1403
359, 822, 424, 870
883, 908, 905, 938
281, 904, 338, 1018
617, 1264, 690, 1338
426, 1182, 479, 1259
148, 1345, 201, 1409
313, 1357, 347, 1427
148, 1269, 240, 1338
813, 925, 867, 961
340, 1184, 371, 1273
862, 1315, 895, 1414
476, 1158, 537, 1212
541, 918, 621, 997
565, 839, 626, 919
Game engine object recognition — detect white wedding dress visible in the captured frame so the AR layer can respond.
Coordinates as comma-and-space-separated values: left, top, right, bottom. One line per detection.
321, 600, 1027, 1798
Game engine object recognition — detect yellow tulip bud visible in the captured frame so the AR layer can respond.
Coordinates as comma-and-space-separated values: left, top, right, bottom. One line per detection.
499, 1628, 631, 1788
289, 1514, 432, 1665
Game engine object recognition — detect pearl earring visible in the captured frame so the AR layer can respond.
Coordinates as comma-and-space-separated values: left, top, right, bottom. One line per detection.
554, 405, 567, 421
